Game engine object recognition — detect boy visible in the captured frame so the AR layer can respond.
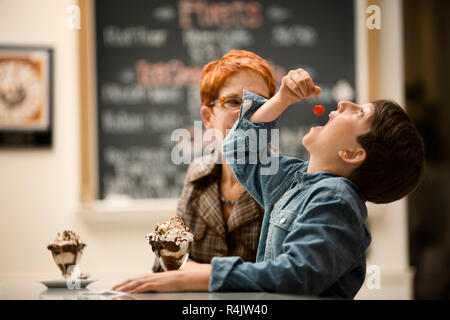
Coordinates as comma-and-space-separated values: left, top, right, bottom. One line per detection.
114, 68, 425, 298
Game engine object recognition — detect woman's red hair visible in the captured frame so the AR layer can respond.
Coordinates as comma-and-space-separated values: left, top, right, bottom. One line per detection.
200, 50, 276, 106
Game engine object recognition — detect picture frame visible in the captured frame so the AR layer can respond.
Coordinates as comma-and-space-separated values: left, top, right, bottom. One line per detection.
0, 46, 53, 147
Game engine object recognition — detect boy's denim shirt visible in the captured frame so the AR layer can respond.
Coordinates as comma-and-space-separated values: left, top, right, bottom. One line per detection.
209, 90, 372, 299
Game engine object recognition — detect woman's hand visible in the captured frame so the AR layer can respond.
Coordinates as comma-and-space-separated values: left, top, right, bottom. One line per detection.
112, 265, 212, 293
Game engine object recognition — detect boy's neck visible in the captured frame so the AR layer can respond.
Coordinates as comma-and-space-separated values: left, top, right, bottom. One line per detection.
307, 157, 348, 178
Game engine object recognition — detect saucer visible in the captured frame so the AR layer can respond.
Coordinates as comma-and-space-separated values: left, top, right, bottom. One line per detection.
38, 279, 97, 289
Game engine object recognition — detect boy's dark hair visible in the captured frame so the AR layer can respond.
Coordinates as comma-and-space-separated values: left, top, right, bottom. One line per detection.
348, 99, 425, 203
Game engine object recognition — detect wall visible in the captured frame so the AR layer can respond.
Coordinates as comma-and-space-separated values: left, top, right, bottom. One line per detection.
0, 0, 159, 281
0, 0, 80, 277
355, 0, 412, 300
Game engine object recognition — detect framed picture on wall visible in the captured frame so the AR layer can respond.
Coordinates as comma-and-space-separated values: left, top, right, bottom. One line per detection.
0, 46, 53, 147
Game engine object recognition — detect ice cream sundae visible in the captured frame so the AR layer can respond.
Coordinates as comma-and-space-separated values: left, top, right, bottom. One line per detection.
145, 216, 194, 271
47, 230, 86, 279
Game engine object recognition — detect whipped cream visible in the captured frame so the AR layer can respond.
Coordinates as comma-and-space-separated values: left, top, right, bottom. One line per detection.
145, 216, 194, 247
48, 230, 85, 249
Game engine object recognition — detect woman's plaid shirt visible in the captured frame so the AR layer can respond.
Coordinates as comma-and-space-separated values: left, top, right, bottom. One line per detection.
153, 155, 263, 272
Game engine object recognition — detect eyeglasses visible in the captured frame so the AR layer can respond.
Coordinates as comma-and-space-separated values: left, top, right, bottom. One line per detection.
209, 96, 242, 110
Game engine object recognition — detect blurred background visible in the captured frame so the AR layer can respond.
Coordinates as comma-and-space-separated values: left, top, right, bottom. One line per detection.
0, 0, 448, 299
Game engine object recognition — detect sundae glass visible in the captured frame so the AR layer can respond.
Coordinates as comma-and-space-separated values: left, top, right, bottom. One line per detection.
145, 217, 194, 271
47, 230, 86, 279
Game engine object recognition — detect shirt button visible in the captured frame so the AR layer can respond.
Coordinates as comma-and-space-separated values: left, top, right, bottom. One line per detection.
279, 217, 286, 224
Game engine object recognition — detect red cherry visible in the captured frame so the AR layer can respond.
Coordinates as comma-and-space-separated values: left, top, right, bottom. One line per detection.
313, 105, 325, 116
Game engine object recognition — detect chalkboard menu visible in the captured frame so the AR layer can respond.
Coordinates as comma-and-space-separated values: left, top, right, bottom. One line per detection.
95, 0, 355, 199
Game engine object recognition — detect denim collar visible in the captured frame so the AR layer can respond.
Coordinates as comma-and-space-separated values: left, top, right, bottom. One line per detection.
295, 164, 366, 202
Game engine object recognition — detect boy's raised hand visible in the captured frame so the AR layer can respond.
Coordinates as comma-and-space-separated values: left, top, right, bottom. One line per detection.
278, 68, 322, 106
248, 68, 322, 123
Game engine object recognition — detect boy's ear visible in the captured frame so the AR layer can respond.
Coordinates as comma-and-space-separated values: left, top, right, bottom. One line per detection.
338, 148, 366, 166
200, 106, 214, 130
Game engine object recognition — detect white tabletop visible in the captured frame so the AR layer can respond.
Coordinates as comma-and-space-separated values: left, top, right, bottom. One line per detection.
0, 277, 316, 300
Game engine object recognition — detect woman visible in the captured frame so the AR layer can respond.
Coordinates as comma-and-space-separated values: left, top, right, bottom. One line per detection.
151, 50, 276, 272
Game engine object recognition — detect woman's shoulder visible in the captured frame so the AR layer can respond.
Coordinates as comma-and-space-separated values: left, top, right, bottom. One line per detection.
185, 154, 220, 183
177, 154, 219, 211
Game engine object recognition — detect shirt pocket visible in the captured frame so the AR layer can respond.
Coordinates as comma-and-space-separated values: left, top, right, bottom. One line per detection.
269, 209, 298, 232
